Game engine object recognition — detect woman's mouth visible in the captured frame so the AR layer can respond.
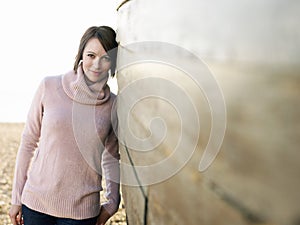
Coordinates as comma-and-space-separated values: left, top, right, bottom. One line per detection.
90, 70, 101, 75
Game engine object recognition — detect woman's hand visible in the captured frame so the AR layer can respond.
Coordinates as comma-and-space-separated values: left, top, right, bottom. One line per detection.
9, 205, 23, 225
96, 206, 111, 225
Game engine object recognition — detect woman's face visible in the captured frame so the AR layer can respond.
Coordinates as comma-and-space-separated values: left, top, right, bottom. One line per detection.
82, 37, 111, 84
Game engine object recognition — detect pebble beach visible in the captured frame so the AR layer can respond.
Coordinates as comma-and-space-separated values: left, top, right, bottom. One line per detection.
0, 123, 126, 225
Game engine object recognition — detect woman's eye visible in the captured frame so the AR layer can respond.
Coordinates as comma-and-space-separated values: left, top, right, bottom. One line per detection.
87, 54, 95, 58
101, 55, 111, 62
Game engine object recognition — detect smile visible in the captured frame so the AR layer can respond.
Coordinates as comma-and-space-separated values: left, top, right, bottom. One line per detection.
90, 70, 101, 75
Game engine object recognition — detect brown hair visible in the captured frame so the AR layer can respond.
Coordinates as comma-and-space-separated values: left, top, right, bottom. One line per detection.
73, 26, 118, 77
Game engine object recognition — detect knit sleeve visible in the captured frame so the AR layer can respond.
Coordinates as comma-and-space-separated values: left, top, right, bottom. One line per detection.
11, 78, 45, 205
101, 126, 121, 216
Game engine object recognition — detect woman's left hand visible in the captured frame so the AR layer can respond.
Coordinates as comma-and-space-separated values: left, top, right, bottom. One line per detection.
96, 207, 111, 225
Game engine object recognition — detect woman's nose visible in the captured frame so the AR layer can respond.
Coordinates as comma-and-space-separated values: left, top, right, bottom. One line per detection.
93, 58, 102, 69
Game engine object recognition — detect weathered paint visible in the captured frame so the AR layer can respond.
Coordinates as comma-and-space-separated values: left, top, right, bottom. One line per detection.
116, 1, 300, 225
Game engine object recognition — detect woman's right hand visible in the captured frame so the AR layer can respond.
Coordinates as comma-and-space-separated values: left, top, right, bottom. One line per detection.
9, 205, 23, 225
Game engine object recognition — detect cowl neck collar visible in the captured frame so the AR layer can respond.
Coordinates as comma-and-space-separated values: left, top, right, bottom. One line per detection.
62, 65, 110, 105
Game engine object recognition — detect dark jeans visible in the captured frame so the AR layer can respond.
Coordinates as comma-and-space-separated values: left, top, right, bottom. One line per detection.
22, 205, 98, 225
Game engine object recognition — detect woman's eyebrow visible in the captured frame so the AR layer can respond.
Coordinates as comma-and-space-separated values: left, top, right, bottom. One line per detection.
86, 50, 108, 56
86, 50, 96, 54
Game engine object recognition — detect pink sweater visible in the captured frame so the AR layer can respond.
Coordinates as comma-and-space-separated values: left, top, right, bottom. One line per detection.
11, 66, 120, 219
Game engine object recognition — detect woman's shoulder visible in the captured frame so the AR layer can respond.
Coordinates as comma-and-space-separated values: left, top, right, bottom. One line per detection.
43, 74, 62, 82
41, 75, 63, 90
43, 75, 62, 85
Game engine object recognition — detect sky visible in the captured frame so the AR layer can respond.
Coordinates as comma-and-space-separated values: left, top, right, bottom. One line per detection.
0, 0, 119, 122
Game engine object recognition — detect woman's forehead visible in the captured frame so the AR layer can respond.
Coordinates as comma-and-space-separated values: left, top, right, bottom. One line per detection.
84, 38, 107, 55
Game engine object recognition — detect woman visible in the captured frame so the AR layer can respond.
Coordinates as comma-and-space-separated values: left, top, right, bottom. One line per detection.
9, 26, 120, 225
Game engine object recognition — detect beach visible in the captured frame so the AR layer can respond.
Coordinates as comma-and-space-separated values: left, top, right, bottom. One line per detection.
0, 123, 126, 225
